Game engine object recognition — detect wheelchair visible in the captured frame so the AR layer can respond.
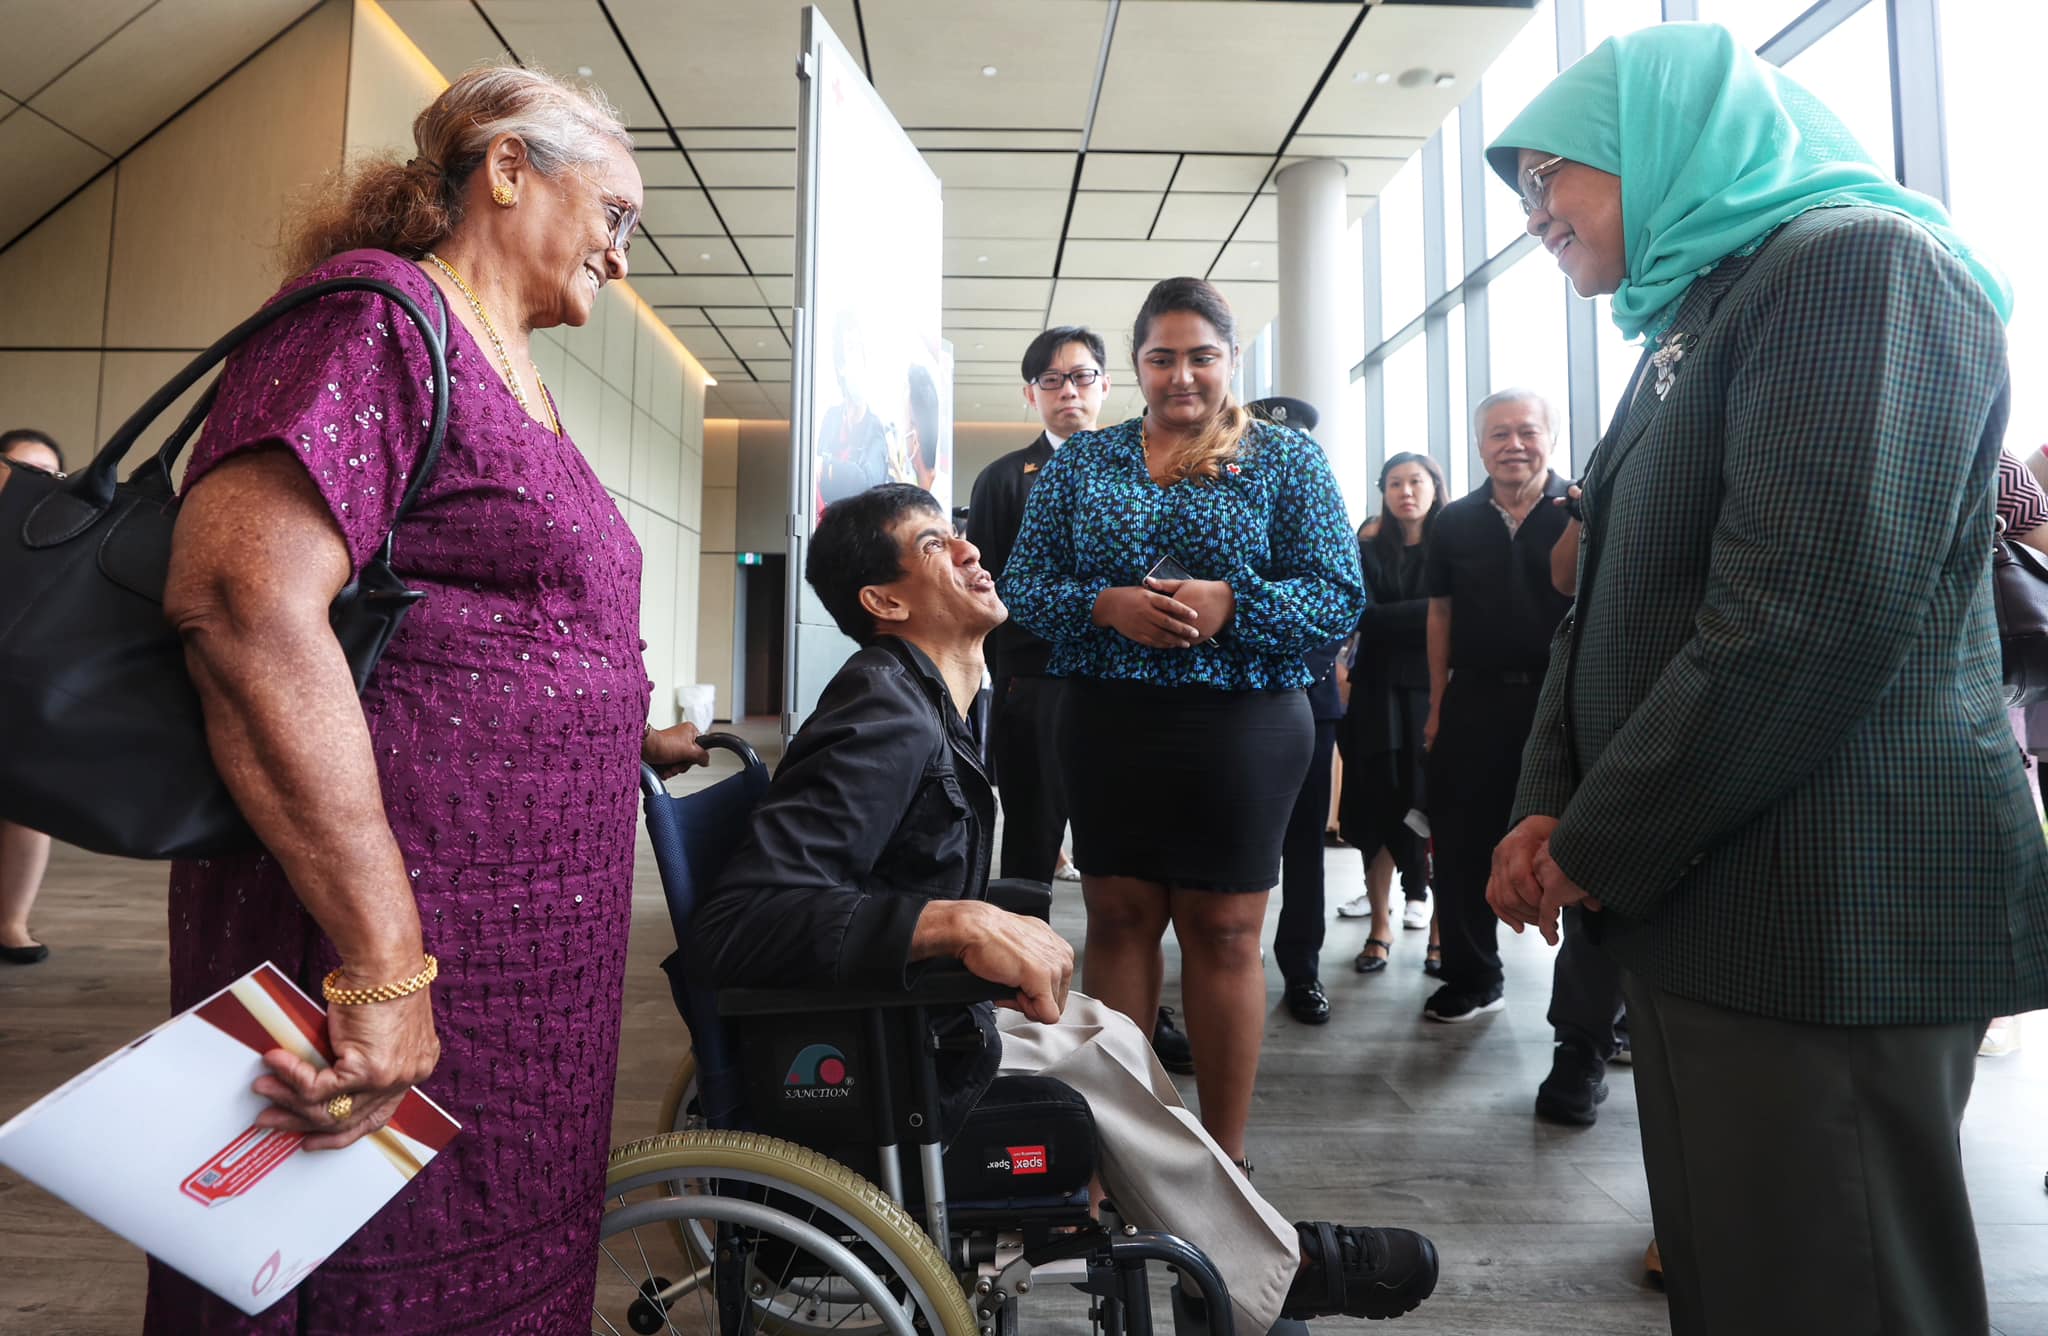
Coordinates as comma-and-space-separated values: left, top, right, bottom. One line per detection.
596, 734, 1238, 1336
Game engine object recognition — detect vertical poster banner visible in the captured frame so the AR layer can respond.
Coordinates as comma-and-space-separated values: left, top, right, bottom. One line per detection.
788, 6, 947, 734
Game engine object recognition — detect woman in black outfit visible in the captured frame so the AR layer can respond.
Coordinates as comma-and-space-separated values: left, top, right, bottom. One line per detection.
1337, 453, 1445, 975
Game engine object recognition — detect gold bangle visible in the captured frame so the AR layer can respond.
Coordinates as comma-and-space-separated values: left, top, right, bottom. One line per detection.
322, 954, 438, 1007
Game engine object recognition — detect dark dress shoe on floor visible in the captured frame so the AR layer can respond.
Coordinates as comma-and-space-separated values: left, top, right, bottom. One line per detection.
1284, 978, 1331, 1025
1282, 1221, 1440, 1320
1153, 1006, 1195, 1074
0, 941, 50, 965
1535, 1043, 1610, 1126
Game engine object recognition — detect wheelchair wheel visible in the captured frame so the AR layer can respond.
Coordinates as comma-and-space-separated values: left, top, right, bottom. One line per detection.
653, 1050, 709, 1263
598, 1130, 975, 1336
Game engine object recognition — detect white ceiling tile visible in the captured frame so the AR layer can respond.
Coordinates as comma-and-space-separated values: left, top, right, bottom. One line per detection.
632, 274, 773, 306
1170, 155, 1274, 194
921, 150, 1074, 191
1090, 1, 1356, 153
1079, 152, 1178, 192
943, 308, 1048, 331
381, 0, 509, 78
1209, 240, 1277, 283
943, 187, 1069, 239
1150, 192, 1253, 242
733, 234, 795, 275
1066, 191, 1159, 240
641, 187, 720, 235
754, 275, 795, 305
943, 237, 1058, 276
635, 148, 699, 188
690, 149, 797, 189
731, 328, 792, 357
1301, 1, 1533, 141
706, 307, 782, 328
0, 107, 110, 247
627, 243, 675, 275
706, 188, 795, 235
0, 0, 155, 102
474, 1, 662, 125
1046, 277, 1157, 332
942, 276, 1050, 310
29, 0, 310, 156
1059, 238, 1223, 282
1236, 195, 1278, 243
863, 0, 1103, 129
945, 327, 1035, 365
611, 0, 860, 127
657, 236, 749, 275
910, 128, 1081, 151
683, 127, 798, 150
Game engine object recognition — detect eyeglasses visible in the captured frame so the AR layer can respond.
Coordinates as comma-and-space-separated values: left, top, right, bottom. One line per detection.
1031, 368, 1102, 391
1519, 155, 1566, 217
600, 196, 638, 254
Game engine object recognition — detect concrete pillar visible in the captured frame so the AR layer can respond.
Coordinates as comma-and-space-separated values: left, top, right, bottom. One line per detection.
1273, 158, 1349, 438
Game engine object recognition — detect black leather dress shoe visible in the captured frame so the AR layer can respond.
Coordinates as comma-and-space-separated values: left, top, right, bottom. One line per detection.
1152, 1007, 1196, 1074
0, 941, 50, 964
1284, 978, 1331, 1025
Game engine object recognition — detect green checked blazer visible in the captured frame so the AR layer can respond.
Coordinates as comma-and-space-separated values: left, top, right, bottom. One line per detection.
1513, 206, 2048, 1027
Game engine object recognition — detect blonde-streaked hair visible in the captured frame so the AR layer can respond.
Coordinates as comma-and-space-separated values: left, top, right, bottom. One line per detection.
281, 62, 631, 276
1132, 277, 1254, 484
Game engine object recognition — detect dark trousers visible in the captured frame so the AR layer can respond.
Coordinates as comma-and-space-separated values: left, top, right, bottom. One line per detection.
991, 675, 1067, 883
1624, 973, 1990, 1335
1547, 906, 1627, 1059
1424, 675, 1540, 996
1273, 718, 1337, 984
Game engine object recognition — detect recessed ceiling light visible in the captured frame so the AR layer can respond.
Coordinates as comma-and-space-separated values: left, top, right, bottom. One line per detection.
1374, 71, 1393, 85
1434, 73, 1457, 88
575, 65, 593, 77
981, 65, 998, 77
975, 343, 984, 350
1351, 71, 1372, 84
976, 254, 989, 263
699, 252, 712, 261
755, 339, 766, 348
1249, 259, 1261, 268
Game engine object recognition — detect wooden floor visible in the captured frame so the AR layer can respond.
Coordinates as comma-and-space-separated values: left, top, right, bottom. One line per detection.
3, 723, 2045, 1335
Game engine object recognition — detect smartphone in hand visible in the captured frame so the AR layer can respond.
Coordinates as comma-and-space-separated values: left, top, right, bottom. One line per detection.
1144, 554, 1192, 584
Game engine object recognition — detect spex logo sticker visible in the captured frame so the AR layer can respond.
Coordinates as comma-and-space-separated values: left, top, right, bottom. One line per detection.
783, 1043, 855, 1100
983, 1144, 1048, 1175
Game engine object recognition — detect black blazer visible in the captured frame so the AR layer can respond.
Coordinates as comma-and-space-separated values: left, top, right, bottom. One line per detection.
969, 434, 1057, 678
1354, 536, 1430, 692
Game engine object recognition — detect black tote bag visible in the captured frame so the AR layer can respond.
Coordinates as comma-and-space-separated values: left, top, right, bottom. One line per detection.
0, 277, 450, 860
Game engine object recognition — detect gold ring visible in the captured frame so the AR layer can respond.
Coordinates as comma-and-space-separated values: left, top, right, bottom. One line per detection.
326, 1093, 353, 1121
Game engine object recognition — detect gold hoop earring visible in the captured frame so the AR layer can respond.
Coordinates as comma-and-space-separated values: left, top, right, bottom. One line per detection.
491, 183, 514, 207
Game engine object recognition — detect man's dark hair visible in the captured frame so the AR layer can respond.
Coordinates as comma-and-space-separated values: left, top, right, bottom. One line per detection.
0, 428, 64, 472
807, 483, 944, 644
1021, 326, 1106, 384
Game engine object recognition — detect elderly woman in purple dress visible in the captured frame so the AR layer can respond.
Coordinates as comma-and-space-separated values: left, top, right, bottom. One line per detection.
152, 64, 706, 1333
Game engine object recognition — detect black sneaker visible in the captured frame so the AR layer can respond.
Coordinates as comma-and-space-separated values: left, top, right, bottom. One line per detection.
1153, 1006, 1195, 1074
1282, 1221, 1439, 1321
1535, 1044, 1609, 1126
1421, 983, 1505, 1024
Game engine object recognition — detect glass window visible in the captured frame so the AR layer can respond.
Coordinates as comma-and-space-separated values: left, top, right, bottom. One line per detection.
1446, 302, 1470, 495
1439, 111, 1464, 289
1382, 333, 1429, 467
1594, 296, 1646, 444
1377, 153, 1427, 335
1782, 1, 1893, 169
1338, 372, 1369, 526
1944, 0, 2042, 454
1704, 0, 1819, 51
1341, 217, 1366, 372
1581, 0, 1662, 50
1486, 250, 1572, 475
1480, 0, 1559, 259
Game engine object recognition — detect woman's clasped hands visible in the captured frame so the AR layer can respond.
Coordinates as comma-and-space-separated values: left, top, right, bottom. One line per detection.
1093, 576, 1235, 648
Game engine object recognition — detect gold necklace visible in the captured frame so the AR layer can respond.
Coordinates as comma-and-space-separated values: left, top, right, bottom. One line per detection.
424, 252, 559, 436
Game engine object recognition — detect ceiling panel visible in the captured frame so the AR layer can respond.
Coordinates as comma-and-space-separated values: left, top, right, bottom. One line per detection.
754, 275, 795, 305
944, 187, 1070, 239
945, 327, 1035, 366
1300, 1, 1532, 141
1066, 191, 1160, 240
863, 0, 1104, 129
631, 274, 773, 306
1236, 195, 1278, 244
1046, 277, 1157, 331
627, 242, 675, 275
660, 236, 749, 275
689, 149, 796, 189
1209, 239, 1277, 283
30, 0, 311, 156
943, 237, 1058, 276
379, 0, 506, 77
909, 128, 1081, 151
942, 276, 1050, 310
1059, 238, 1224, 282
609, 0, 860, 128
943, 308, 1048, 331
706, 188, 795, 235
476, 1, 662, 125
634, 148, 698, 188
705, 307, 782, 328
0, 0, 155, 101
732, 234, 795, 275
729, 327, 792, 357
1091, 1, 1356, 153
683, 127, 798, 150
1150, 192, 1254, 243
921, 150, 1075, 192
1080, 152, 1178, 193
1170, 155, 1273, 194
640, 187, 722, 235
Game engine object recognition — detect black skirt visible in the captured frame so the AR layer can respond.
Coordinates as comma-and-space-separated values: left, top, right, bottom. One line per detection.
1058, 677, 1312, 893
1335, 681, 1429, 856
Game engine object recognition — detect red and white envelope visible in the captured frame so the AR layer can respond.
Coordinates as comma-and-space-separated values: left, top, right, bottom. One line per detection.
0, 962, 460, 1315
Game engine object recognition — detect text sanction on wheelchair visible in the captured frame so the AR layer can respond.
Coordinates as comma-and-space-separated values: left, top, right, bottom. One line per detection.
596, 734, 1237, 1336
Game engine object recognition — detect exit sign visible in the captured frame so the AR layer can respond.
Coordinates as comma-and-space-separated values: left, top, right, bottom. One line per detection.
737, 552, 764, 566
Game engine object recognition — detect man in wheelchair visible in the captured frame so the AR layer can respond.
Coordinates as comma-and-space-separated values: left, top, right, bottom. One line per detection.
689, 484, 1439, 1330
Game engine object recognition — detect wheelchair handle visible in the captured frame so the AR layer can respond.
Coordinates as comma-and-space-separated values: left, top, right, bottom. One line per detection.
639, 730, 766, 798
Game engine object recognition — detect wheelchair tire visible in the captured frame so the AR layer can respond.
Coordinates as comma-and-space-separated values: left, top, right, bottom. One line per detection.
653, 1050, 708, 1265
603, 1129, 976, 1336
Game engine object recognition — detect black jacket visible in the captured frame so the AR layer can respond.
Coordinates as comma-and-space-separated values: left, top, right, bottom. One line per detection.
688, 636, 1003, 1119
1354, 535, 1430, 691
968, 434, 1057, 679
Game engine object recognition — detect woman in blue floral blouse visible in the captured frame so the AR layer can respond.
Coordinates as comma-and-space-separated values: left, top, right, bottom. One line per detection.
1002, 277, 1365, 1162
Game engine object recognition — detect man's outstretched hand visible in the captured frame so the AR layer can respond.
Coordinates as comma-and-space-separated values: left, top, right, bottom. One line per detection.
912, 900, 1074, 1023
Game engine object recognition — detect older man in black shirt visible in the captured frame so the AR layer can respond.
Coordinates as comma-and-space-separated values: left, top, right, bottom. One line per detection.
1421, 391, 1576, 1025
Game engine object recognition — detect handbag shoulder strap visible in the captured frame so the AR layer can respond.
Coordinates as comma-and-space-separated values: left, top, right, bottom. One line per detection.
23, 273, 452, 551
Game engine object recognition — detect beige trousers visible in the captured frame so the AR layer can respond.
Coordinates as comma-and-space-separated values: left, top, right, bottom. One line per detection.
995, 993, 1298, 1336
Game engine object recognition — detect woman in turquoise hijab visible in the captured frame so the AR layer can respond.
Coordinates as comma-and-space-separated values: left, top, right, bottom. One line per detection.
1484, 22, 2043, 1336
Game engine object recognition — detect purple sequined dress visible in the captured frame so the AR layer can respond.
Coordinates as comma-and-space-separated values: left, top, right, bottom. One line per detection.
144, 250, 651, 1334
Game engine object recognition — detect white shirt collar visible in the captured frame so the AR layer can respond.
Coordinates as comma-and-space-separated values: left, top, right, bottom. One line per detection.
1043, 431, 1068, 449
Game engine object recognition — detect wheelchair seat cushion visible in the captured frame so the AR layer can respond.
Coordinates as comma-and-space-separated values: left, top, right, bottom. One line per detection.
942, 1074, 1096, 1200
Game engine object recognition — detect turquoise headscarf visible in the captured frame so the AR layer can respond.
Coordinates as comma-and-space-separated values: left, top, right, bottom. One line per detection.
1485, 22, 2011, 342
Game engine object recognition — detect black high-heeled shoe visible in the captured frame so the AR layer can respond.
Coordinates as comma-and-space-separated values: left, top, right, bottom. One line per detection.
0, 941, 50, 965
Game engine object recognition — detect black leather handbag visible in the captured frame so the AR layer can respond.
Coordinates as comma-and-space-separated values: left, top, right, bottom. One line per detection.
1994, 521, 2048, 708
0, 277, 449, 860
